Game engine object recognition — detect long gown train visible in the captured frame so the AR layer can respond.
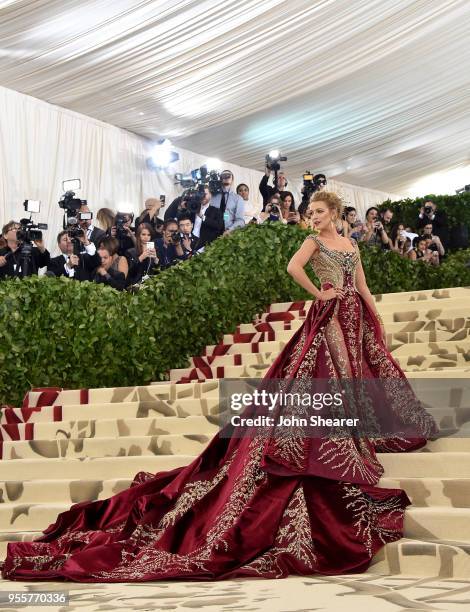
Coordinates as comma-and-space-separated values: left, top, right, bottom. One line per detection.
1, 235, 437, 582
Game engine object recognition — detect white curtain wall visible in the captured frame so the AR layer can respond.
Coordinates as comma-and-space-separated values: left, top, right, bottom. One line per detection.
0, 86, 400, 255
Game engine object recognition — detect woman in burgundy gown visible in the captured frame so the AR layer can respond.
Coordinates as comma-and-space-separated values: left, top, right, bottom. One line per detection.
2, 191, 436, 582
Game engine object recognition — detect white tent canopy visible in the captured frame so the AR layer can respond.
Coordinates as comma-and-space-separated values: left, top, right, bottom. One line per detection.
1, 0, 470, 196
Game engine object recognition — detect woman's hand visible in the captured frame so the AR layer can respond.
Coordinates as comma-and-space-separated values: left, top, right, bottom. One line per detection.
318, 286, 345, 301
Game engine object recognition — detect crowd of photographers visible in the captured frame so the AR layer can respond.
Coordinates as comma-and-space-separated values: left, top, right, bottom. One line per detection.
0, 160, 462, 289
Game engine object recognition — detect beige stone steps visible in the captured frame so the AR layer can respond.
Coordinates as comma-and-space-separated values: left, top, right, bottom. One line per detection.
1, 434, 211, 462
379, 477, 470, 508
22, 381, 221, 409
255, 303, 469, 324
268, 288, 470, 313
370, 536, 470, 578
169, 356, 470, 381
0, 478, 133, 505
380, 452, 470, 478
204, 329, 470, 356
404, 507, 470, 541
1, 399, 221, 425
0, 455, 193, 480
192, 340, 470, 367
236, 316, 468, 336
3, 415, 219, 438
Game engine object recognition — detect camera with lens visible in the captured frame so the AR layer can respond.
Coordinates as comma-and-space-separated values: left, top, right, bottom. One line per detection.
424, 205, 433, 215
115, 212, 129, 239
265, 151, 287, 172
267, 198, 281, 221
169, 229, 181, 245
58, 179, 87, 251
175, 165, 223, 216
298, 171, 327, 216
17, 200, 48, 243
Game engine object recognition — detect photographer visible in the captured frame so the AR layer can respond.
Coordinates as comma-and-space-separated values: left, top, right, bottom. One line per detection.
417, 199, 449, 248
110, 212, 136, 255
125, 223, 159, 286
155, 219, 186, 270
136, 197, 165, 233
420, 222, 445, 258
258, 194, 284, 223
164, 194, 194, 224
47, 230, 100, 280
79, 204, 107, 247
93, 238, 128, 290
178, 214, 198, 258
210, 170, 245, 234
360, 207, 391, 249
0, 221, 50, 280
259, 167, 289, 210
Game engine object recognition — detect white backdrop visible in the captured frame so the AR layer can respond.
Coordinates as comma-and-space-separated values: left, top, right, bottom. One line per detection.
1, 0, 469, 195
0, 86, 400, 255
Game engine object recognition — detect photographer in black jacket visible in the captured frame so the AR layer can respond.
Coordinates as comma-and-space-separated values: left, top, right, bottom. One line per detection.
417, 200, 449, 249
259, 167, 290, 211
47, 230, 100, 281
0, 221, 50, 280
155, 219, 186, 270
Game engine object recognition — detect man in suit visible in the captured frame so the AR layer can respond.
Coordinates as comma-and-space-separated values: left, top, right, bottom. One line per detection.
47, 230, 101, 280
209, 170, 245, 235
178, 213, 199, 258
79, 204, 107, 247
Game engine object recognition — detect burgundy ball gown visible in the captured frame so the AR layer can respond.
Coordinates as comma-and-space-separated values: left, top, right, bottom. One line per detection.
1, 235, 437, 582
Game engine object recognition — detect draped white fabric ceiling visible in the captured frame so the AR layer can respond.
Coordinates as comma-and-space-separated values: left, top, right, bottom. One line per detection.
1, 0, 470, 195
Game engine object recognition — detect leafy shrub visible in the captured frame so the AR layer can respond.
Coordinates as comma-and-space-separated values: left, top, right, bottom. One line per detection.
0, 223, 469, 406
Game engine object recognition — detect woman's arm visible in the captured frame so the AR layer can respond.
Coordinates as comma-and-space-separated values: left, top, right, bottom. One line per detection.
286, 238, 323, 299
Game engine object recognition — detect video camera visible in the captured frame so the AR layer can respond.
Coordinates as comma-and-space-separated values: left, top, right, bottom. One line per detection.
11, 200, 49, 278
58, 179, 89, 252
17, 201, 48, 243
265, 151, 287, 172
175, 165, 224, 215
299, 171, 328, 216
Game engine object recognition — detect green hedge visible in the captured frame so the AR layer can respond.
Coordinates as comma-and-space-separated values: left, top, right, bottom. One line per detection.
0, 223, 469, 406
379, 191, 470, 249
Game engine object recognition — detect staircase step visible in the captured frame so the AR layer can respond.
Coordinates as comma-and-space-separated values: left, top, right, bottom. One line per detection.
1, 434, 211, 461
405, 507, 470, 541
379, 452, 470, 478
236, 316, 468, 336
0, 478, 132, 505
379, 477, 470, 508
1, 415, 218, 439
1, 399, 221, 425
0, 455, 193, 480
370, 537, 470, 578
170, 356, 470, 381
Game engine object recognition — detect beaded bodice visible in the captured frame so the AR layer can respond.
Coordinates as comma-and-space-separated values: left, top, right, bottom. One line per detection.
307, 234, 359, 289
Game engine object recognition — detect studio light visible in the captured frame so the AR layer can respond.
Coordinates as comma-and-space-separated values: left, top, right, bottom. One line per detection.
205, 157, 222, 171
147, 139, 179, 170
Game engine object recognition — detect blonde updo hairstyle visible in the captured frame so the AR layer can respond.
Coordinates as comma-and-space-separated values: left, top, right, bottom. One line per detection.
310, 191, 344, 222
